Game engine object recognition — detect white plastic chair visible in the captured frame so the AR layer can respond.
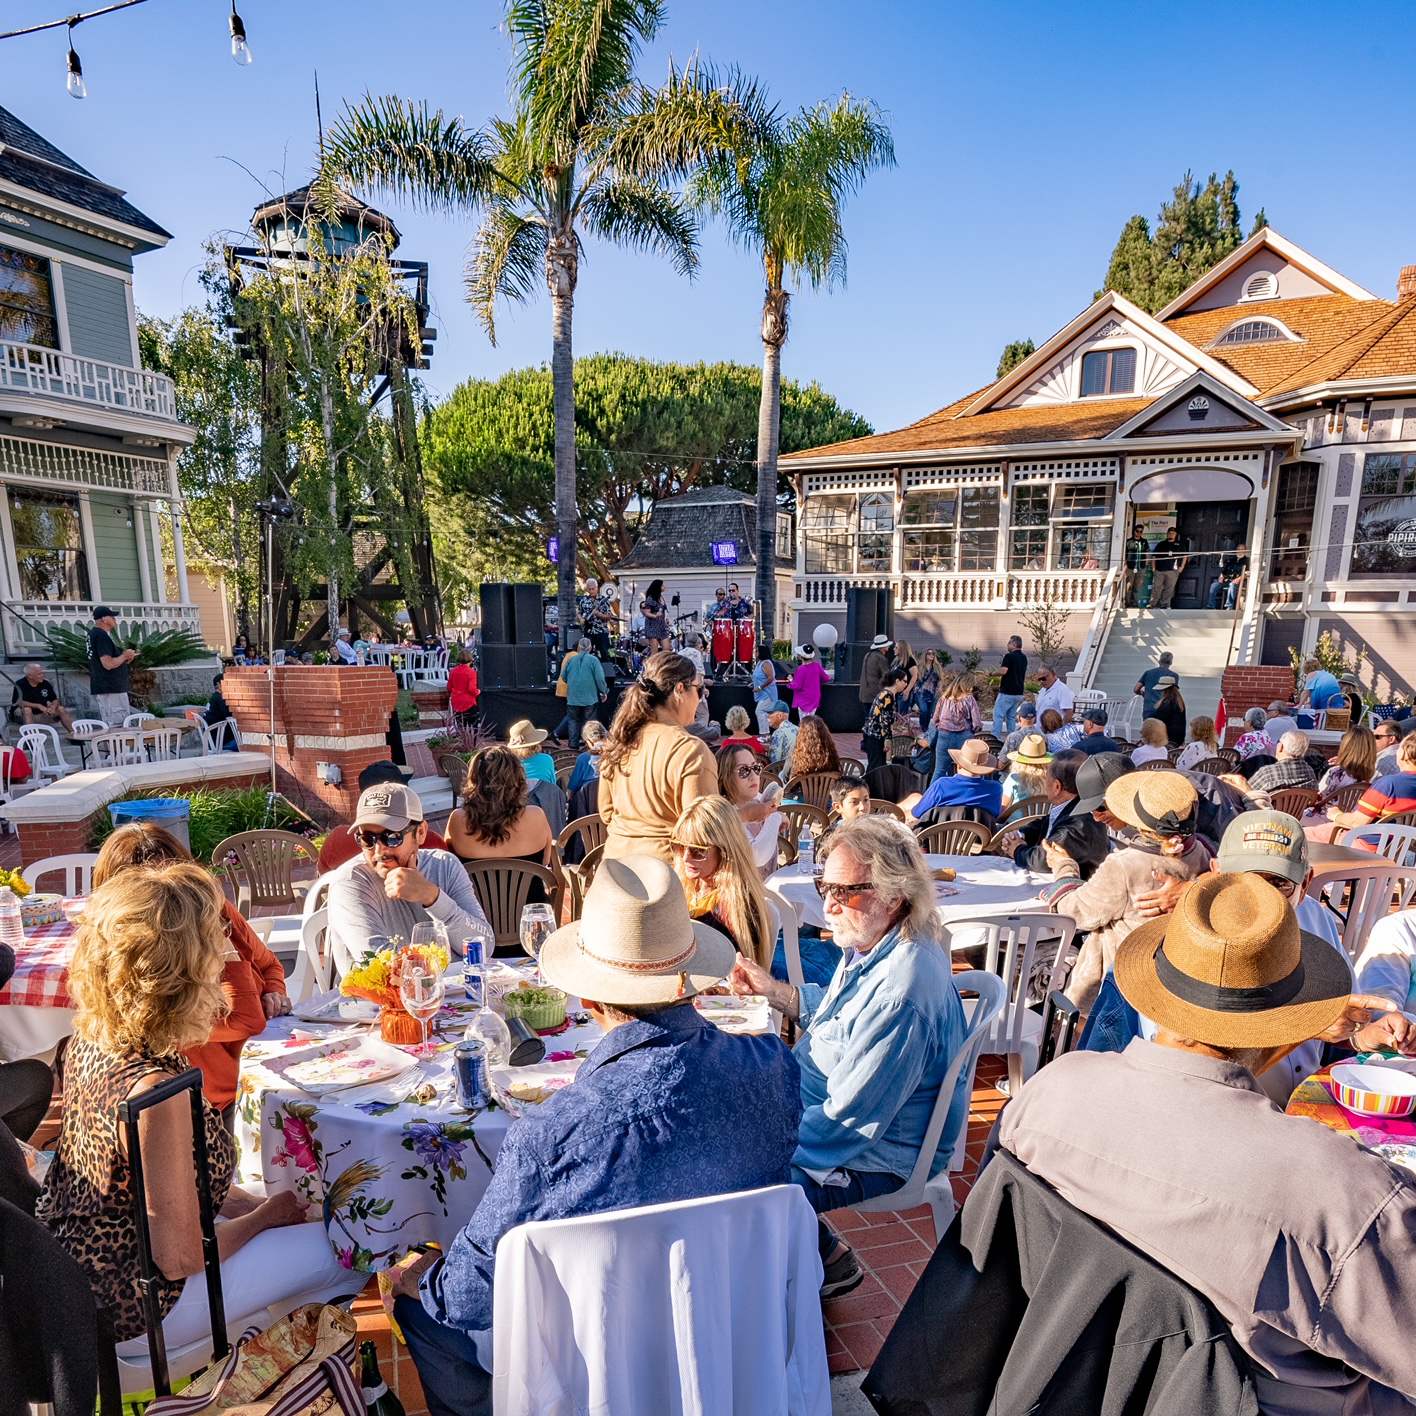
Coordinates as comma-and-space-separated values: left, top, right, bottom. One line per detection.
1338, 822, 1416, 869
70, 717, 107, 735
848, 968, 1007, 1238
0, 744, 38, 825
16, 722, 71, 782
92, 729, 144, 767
764, 886, 803, 989
492, 1185, 830, 1416
141, 724, 187, 762
1308, 863, 1416, 964
941, 911, 1078, 1094
123, 712, 157, 729
285, 906, 333, 1001
21, 852, 98, 896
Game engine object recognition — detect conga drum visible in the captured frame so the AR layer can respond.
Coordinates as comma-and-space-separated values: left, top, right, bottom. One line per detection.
711, 616, 734, 668
736, 616, 756, 667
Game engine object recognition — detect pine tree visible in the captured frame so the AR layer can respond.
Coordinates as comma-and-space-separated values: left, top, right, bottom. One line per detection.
996, 339, 1035, 377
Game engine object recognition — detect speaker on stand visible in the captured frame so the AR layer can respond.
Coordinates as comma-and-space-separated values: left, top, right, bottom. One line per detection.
479, 583, 515, 646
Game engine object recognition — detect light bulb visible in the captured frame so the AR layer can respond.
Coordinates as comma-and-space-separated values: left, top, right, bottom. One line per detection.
230, 7, 253, 65
66, 46, 86, 99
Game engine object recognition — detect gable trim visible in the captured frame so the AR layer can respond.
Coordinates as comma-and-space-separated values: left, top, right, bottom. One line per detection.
1106, 370, 1295, 439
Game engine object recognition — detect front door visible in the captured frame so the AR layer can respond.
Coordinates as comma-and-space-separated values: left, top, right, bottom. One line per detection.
1174, 501, 1250, 608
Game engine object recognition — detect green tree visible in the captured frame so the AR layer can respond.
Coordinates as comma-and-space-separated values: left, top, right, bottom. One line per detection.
324, 1, 752, 648
692, 94, 894, 636
421, 354, 870, 609
1096, 170, 1264, 313
996, 338, 1035, 378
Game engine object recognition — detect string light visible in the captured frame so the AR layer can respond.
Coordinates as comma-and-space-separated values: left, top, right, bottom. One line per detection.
229, 2, 252, 65
65, 23, 86, 100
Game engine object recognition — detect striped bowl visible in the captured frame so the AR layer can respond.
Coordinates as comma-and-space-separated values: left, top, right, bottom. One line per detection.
1330, 1062, 1416, 1119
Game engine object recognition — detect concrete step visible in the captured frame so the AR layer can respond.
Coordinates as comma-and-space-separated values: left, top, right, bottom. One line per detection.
1090, 610, 1240, 723
410, 774, 453, 816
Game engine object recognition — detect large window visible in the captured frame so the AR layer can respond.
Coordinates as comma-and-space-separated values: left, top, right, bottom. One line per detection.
1079, 347, 1136, 396
1009, 486, 1050, 569
1008, 482, 1114, 571
9, 490, 88, 600
1351, 453, 1416, 576
802, 494, 853, 574
857, 493, 893, 571
0, 247, 58, 348
958, 488, 1001, 570
1269, 462, 1318, 581
901, 486, 1000, 572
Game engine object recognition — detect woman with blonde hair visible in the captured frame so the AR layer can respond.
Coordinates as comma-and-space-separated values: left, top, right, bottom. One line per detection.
38, 863, 349, 1349
505, 718, 557, 785
1174, 715, 1220, 773
599, 650, 718, 862
670, 796, 775, 969
718, 742, 784, 872
1131, 717, 1171, 765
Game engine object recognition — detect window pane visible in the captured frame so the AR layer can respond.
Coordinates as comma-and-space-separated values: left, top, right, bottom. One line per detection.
1080, 350, 1108, 397
804, 533, 852, 575
1011, 486, 1050, 527
857, 533, 892, 571
961, 486, 999, 529
1351, 485, 1416, 577
802, 494, 853, 530
903, 529, 955, 571
958, 530, 998, 571
1361, 454, 1403, 497
0, 247, 58, 348
1055, 484, 1114, 518
1108, 347, 1136, 394
900, 490, 957, 526
1052, 523, 1110, 569
1010, 528, 1048, 570
858, 493, 894, 534
1274, 463, 1319, 515
9, 491, 88, 600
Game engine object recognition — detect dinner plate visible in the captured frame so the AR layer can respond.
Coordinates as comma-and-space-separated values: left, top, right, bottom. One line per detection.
490, 1056, 583, 1116
266, 1035, 417, 1095
292, 994, 379, 1024
693, 993, 771, 1035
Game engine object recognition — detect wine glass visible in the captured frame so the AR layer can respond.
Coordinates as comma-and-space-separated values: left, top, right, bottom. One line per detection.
519, 903, 556, 982
410, 921, 448, 958
399, 967, 445, 1057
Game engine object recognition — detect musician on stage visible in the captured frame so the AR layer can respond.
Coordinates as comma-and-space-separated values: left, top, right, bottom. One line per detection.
576, 577, 616, 659
709, 587, 731, 620
726, 583, 754, 620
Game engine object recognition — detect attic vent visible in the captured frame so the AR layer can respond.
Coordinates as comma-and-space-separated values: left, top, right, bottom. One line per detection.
1241, 271, 1278, 301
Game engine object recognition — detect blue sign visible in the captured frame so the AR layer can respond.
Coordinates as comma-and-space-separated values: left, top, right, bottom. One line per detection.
711, 541, 738, 566
546, 536, 558, 564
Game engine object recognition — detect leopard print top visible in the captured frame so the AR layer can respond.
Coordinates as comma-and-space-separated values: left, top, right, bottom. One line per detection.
36, 1038, 235, 1342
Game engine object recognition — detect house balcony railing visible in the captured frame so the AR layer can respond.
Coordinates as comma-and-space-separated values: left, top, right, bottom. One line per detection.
0, 340, 177, 421
794, 570, 1108, 612
0, 600, 203, 658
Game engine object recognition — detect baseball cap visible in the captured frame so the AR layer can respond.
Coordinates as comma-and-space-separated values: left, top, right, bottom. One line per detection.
93, 605, 116, 620
1216, 810, 1307, 886
769, 700, 790, 714
358, 760, 412, 791
1082, 706, 1109, 726
1074, 752, 1133, 814
353, 782, 424, 832
1017, 703, 1037, 719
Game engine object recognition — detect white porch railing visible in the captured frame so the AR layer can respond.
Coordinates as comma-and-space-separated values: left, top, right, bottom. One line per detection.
795, 571, 1108, 613
0, 600, 203, 657
0, 340, 177, 421
1074, 566, 1122, 689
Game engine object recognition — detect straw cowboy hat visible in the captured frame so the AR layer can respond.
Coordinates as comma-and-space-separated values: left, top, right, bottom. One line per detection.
506, 718, 549, 750
540, 855, 735, 1005
1010, 733, 1052, 767
1114, 872, 1350, 1048
1104, 771, 1197, 836
949, 739, 999, 775
1155, 674, 1178, 689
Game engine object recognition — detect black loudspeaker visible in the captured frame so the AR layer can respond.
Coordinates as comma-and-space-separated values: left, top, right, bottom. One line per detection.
480, 583, 515, 644
845, 587, 893, 646
480, 644, 518, 689
512, 584, 544, 646
842, 644, 877, 684
513, 644, 549, 687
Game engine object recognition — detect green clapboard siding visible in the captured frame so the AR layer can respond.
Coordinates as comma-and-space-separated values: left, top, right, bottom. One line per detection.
88, 493, 143, 601
61, 264, 133, 367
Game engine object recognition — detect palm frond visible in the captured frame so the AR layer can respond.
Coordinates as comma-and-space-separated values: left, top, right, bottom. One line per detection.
580, 177, 698, 275
323, 94, 499, 213
467, 204, 549, 342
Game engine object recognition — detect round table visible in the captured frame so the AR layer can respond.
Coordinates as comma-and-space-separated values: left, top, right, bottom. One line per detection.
767, 853, 1048, 933
1285, 1060, 1416, 1178
0, 919, 76, 1062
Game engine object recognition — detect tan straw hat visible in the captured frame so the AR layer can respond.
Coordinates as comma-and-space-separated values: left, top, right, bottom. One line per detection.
948, 739, 999, 775
539, 855, 736, 1005
1104, 770, 1197, 836
1010, 732, 1052, 767
506, 718, 549, 750
1114, 873, 1351, 1047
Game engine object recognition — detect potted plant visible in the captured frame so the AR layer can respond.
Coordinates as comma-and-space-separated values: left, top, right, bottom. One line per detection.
43, 624, 210, 705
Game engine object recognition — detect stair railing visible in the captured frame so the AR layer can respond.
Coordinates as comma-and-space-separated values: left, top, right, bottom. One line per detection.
1076, 566, 1121, 691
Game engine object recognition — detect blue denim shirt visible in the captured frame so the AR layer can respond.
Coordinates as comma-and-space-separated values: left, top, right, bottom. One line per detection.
421, 1003, 801, 1334
794, 924, 967, 1180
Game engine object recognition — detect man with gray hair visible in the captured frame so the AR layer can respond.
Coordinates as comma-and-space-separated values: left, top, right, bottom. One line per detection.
9, 661, 72, 731
1134, 650, 1177, 719
333, 627, 359, 665
729, 815, 969, 1298
1248, 730, 1317, 796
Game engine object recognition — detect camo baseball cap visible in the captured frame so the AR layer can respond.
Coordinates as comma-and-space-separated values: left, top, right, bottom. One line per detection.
1216, 810, 1307, 886
353, 782, 424, 832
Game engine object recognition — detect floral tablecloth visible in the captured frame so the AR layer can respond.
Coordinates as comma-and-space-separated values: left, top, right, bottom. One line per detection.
235, 974, 603, 1274
1286, 1059, 1416, 1176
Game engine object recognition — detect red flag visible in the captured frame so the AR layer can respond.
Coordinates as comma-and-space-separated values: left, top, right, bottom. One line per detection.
1215, 695, 1228, 745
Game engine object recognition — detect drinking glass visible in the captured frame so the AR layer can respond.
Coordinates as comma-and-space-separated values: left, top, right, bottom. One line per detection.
409, 921, 448, 957
519, 903, 557, 982
399, 967, 445, 1056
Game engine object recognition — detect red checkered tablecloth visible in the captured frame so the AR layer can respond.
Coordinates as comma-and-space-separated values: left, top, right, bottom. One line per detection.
0, 920, 76, 1009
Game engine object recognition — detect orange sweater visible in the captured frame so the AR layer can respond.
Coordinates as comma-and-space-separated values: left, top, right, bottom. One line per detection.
186, 901, 287, 1108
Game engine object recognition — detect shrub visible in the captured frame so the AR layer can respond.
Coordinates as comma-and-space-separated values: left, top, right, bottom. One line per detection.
91, 785, 311, 862
396, 688, 420, 728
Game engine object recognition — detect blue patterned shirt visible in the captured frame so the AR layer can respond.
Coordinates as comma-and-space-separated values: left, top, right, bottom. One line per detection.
421, 1003, 802, 1334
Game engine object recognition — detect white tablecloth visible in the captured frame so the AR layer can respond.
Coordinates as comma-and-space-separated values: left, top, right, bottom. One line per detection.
767, 854, 1048, 934
0, 1003, 74, 1062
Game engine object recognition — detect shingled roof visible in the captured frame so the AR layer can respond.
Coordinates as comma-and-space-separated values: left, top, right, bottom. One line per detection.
615, 485, 792, 570
0, 104, 169, 241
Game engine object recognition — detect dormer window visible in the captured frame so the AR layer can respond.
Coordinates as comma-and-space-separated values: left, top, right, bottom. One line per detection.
1211, 317, 1298, 348
1079, 347, 1136, 397
1241, 271, 1278, 301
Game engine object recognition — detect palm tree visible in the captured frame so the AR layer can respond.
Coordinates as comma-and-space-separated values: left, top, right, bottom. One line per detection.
694, 96, 894, 641
323, 1, 752, 648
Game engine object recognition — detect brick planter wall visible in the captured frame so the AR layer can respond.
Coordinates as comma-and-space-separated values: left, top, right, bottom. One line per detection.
222, 666, 398, 820
412, 687, 450, 725
1219, 666, 1299, 745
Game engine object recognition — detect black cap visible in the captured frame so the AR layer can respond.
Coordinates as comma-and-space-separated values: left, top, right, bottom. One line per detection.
357, 759, 412, 791
92, 605, 116, 620
1082, 706, 1109, 726
1075, 752, 1134, 814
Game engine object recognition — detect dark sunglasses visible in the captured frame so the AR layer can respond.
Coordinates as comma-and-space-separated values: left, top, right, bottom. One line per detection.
356, 828, 408, 849
670, 841, 714, 862
735, 762, 762, 778
815, 880, 876, 907
1254, 871, 1299, 898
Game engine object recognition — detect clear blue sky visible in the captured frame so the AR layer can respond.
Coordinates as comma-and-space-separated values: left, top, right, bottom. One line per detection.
3, 0, 1412, 434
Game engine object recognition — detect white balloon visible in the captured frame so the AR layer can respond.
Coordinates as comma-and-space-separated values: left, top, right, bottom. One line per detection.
812, 623, 839, 650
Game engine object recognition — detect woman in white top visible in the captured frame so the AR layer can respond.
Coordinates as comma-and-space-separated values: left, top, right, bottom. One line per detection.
1130, 717, 1171, 765
717, 742, 783, 874
1173, 714, 1220, 773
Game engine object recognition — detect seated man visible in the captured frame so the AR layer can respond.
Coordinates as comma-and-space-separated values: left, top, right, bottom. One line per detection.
325, 782, 483, 970
766, 700, 798, 775
204, 673, 239, 751
1072, 706, 1119, 756
392, 856, 801, 1412
317, 761, 446, 871
1354, 908, 1416, 1054
902, 738, 1002, 824
1205, 542, 1248, 609
1001, 872, 1413, 1416
730, 817, 970, 1299
1247, 730, 1317, 796
333, 628, 359, 665
9, 662, 72, 732
1001, 702, 1038, 759
1010, 749, 1109, 879
1263, 700, 1299, 743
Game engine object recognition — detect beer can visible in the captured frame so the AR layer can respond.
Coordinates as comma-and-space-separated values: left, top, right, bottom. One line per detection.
454, 1039, 489, 1110
463, 935, 486, 1007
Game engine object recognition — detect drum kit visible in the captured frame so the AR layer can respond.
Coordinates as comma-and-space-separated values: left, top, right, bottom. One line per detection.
710, 613, 756, 682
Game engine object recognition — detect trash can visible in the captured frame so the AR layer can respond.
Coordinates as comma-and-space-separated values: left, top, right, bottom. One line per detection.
108, 797, 191, 854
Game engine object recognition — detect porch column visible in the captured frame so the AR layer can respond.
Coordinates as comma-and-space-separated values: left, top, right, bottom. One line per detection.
77, 492, 102, 602
1233, 448, 1274, 665
171, 506, 191, 605
134, 501, 153, 604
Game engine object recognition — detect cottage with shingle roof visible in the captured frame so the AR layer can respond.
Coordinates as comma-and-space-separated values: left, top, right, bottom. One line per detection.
785, 227, 1416, 710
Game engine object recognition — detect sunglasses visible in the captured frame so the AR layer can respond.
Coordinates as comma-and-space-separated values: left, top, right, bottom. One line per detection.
355, 828, 408, 849
1254, 871, 1299, 898
670, 841, 714, 862
735, 762, 762, 778
815, 880, 877, 907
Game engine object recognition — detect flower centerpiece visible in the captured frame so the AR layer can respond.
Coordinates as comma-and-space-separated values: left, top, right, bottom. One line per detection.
0, 867, 31, 898
341, 939, 450, 1045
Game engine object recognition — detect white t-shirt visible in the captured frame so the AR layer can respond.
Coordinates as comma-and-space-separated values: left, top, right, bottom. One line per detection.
1035, 679, 1074, 719
1265, 714, 1298, 743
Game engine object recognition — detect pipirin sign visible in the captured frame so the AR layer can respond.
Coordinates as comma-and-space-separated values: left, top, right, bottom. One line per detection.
1386, 520, 1416, 558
